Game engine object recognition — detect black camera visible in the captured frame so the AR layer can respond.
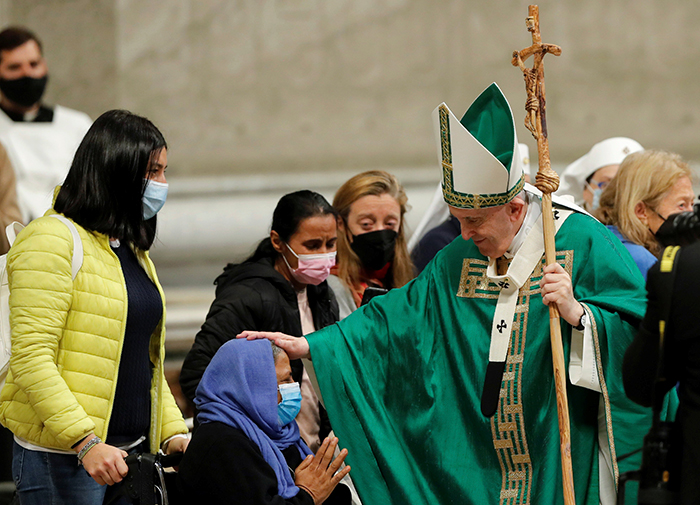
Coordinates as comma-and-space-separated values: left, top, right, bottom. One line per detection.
655, 203, 700, 247
617, 419, 679, 504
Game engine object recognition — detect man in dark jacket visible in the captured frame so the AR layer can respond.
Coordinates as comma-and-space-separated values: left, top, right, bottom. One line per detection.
623, 240, 700, 504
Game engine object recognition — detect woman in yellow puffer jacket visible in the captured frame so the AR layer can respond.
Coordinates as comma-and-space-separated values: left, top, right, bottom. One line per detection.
0, 110, 188, 505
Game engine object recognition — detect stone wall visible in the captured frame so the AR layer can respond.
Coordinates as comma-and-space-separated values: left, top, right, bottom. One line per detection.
3, 0, 699, 177
5, 0, 697, 360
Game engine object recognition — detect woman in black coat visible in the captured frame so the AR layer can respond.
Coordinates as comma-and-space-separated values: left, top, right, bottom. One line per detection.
180, 190, 339, 448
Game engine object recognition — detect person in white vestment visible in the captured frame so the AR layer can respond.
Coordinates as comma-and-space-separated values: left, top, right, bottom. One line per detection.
556, 137, 643, 213
0, 26, 92, 223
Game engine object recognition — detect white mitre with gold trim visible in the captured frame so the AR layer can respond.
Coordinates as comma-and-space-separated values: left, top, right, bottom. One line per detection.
432, 83, 524, 209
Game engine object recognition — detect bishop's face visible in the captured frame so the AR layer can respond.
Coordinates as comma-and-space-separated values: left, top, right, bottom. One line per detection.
449, 198, 527, 259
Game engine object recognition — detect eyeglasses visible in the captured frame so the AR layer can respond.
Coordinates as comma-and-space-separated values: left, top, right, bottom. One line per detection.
587, 180, 609, 191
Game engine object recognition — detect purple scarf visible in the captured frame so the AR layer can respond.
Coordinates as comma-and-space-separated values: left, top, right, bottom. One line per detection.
195, 339, 312, 499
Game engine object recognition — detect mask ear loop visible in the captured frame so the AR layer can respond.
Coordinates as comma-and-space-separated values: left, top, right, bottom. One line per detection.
284, 242, 301, 260
643, 203, 669, 237
280, 243, 298, 273
648, 207, 669, 223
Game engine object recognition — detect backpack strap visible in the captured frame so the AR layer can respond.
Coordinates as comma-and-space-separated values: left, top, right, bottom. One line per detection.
48, 215, 83, 280
4, 222, 24, 248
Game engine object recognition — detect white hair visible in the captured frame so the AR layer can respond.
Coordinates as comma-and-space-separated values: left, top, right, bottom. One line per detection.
271, 342, 284, 361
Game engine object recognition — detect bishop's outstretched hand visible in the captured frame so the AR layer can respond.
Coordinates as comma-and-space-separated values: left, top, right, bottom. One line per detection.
237, 331, 311, 360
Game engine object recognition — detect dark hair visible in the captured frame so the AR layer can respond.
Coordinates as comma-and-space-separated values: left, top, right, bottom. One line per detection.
246, 190, 337, 263
0, 27, 42, 62
54, 109, 167, 250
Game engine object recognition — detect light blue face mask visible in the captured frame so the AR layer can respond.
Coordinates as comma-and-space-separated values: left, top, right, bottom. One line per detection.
277, 382, 302, 426
586, 182, 603, 212
142, 179, 168, 220
590, 187, 603, 212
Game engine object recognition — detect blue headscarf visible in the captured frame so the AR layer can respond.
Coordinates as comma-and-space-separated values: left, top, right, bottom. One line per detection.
195, 339, 312, 499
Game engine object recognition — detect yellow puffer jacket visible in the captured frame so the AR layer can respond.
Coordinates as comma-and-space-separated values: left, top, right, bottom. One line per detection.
0, 213, 187, 452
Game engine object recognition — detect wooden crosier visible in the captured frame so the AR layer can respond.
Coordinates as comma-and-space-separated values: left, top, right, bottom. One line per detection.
512, 6, 576, 505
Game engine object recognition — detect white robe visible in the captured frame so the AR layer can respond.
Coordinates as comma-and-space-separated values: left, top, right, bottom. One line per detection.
0, 105, 92, 222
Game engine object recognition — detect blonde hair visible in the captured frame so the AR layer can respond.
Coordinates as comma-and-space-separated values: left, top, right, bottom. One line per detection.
595, 150, 692, 257
333, 170, 414, 291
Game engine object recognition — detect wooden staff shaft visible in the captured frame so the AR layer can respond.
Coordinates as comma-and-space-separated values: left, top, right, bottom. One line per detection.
542, 195, 576, 505
519, 6, 576, 504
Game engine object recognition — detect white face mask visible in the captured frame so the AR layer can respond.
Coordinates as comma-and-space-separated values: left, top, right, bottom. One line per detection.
281, 244, 336, 286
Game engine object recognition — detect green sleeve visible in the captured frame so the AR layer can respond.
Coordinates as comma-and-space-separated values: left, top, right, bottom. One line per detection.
307, 259, 441, 504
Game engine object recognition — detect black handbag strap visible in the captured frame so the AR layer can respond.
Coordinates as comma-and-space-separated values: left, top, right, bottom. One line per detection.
104, 451, 185, 505
123, 453, 157, 504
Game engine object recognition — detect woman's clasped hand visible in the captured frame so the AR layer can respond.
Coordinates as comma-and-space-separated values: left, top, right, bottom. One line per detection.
295, 437, 350, 505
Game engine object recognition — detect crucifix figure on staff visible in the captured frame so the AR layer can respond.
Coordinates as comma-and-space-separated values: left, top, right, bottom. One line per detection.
511, 5, 575, 505
235, 8, 665, 505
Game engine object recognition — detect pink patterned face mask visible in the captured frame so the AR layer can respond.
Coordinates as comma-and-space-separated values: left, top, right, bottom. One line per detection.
282, 244, 336, 285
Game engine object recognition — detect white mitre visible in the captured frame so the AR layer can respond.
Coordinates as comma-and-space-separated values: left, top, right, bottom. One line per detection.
432, 83, 525, 209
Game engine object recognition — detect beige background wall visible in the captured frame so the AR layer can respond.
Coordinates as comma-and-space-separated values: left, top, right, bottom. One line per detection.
4, 1, 700, 348
3, 0, 700, 176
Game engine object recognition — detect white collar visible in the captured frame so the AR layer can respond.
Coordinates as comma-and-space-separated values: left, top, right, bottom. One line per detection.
504, 191, 542, 259
23, 108, 40, 122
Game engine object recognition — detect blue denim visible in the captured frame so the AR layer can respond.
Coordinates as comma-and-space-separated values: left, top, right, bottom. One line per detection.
12, 441, 138, 505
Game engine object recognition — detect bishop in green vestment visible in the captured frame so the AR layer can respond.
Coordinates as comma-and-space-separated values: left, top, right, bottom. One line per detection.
240, 84, 660, 504
308, 191, 651, 505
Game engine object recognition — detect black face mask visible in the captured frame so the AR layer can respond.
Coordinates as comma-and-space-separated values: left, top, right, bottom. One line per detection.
0, 75, 48, 107
350, 229, 398, 271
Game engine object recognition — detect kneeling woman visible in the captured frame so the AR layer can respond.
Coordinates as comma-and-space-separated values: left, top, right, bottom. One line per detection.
179, 339, 351, 504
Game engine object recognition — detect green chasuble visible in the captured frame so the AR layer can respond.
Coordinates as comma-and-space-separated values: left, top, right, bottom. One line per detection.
308, 207, 665, 505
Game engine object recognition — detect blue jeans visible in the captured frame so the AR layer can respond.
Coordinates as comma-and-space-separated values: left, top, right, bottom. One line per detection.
12, 441, 139, 505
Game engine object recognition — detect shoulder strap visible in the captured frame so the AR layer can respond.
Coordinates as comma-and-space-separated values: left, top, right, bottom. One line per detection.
4, 222, 24, 248
657, 246, 680, 334
48, 215, 83, 280
651, 246, 681, 417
